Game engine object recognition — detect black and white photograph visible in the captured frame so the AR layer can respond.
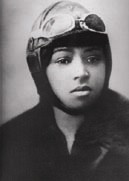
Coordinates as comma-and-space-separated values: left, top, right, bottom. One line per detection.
1, 0, 129, 180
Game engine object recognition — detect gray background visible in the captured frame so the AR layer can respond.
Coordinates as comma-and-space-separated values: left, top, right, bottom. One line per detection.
1, 0, 129, 124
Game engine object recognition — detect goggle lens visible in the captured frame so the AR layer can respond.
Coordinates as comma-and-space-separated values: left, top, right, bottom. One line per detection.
42, 15, 75, 38
85, 14, 105, 32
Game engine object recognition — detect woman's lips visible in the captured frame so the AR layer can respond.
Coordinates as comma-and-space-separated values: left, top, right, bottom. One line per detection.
71, 85, 91, 92
70, 86, 91, 96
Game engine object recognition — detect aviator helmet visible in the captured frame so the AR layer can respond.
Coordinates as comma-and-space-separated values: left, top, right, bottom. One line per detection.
26, 1, 112, 107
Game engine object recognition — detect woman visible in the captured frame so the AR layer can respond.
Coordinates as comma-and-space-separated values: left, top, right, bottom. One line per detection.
1, 1, 129, 181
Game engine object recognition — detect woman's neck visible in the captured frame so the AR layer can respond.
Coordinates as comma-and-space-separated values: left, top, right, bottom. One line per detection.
53, 106, 85, 153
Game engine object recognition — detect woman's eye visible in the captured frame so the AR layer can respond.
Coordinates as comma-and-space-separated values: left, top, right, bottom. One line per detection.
86, 56, 101, 64
56, 58, 71, 64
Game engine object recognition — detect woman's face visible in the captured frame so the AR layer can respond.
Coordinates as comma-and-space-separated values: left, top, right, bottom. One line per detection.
46, 46, 106, 110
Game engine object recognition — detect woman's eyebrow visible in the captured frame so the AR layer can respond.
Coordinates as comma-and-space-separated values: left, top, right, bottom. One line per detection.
53, 47, 72, 53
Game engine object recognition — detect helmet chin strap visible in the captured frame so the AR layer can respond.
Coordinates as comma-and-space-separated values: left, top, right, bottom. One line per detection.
52, 92, 103, 116
53, 96, 86, 116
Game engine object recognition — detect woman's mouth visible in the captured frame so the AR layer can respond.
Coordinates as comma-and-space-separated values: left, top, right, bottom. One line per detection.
70, 86, 91, 96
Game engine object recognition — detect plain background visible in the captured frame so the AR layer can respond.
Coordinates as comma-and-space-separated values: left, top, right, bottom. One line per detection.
1, 0, 129, 124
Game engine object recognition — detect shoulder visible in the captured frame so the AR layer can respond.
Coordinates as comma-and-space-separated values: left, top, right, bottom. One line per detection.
106, 89, 129, 124
95, 89, 129, 152
104, 89, 129, 121
98, 89, 129, 135
1, 104, 42, 132
104, 89, 129, 150
1, 103, 52, 127
1, 103, 53, 146
106, 89, 129, 108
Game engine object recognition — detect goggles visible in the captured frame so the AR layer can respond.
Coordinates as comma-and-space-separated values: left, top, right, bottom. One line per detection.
31, 13, 106, 39
28, 13, 106, 51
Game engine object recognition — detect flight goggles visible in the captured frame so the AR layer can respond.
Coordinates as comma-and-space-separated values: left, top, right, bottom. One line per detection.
29, 13, 106, 51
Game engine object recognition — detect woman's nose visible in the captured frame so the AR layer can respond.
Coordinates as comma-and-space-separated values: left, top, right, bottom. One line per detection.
72, 56, 89, 80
